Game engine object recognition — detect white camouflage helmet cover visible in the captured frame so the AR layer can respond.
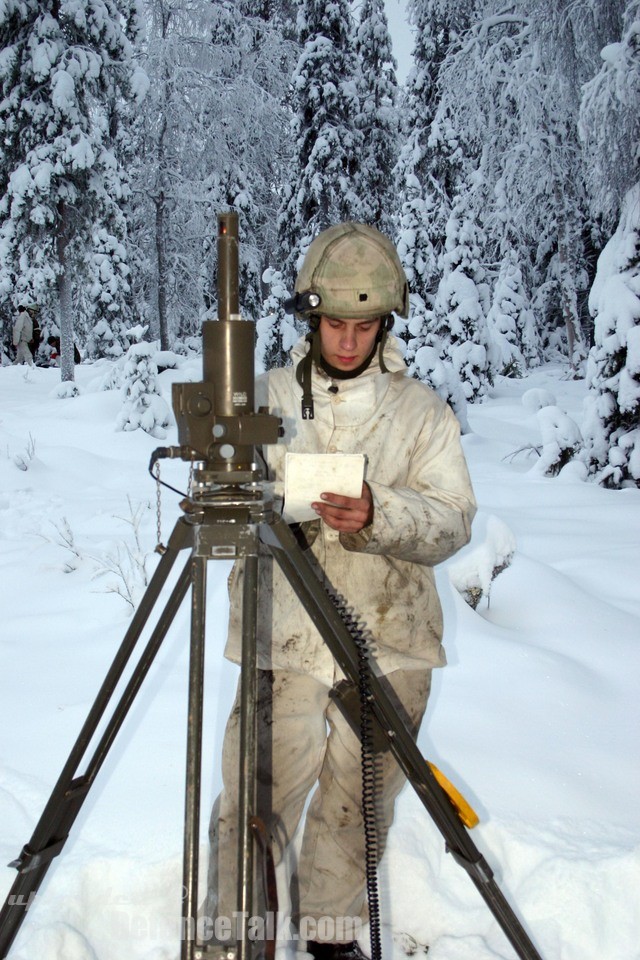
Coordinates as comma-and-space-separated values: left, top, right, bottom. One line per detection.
295, 222, 409, 320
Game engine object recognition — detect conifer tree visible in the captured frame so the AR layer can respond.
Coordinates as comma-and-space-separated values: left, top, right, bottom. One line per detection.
582, 185, 640, 488
393, 0, 482, 406
432, 189, 490, 402
579, 2, 640, 488
207, 2, 295, 322
353, 0, 399, 237
116, 337, 171, 438
255, 267, 299, 371
579, 0, 636, 233
486, 251, 539, 377
0, 0, 145, 387
394, 0, 475, 330
277, 0, 362, 289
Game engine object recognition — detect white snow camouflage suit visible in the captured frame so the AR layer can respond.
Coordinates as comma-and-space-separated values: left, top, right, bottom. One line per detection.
12, 310, 33, 366
207, 334, 477, 938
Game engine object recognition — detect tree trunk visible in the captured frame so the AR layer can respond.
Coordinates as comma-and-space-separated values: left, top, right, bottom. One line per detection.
56, 201, 75, 383
154, 7, 171, 353
557, 222, 581, 371
552, 184, 583, 371
155, 187, 169, 351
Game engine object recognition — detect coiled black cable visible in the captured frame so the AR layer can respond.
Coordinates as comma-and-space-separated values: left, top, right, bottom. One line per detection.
330, 593, 383, 960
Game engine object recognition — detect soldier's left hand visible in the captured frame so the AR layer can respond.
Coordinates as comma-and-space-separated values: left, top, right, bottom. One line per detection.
312, 482, 373, 533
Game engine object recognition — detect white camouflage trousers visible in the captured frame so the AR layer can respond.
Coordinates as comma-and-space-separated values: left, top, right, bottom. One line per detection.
206, 667, 431, 942
14, 343, 33, 365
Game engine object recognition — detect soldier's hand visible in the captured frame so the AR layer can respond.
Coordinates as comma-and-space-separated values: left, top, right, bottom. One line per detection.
311, 482, 373, 533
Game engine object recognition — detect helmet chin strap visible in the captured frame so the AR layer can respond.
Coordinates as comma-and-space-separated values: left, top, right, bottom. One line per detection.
295, 318, 391, 420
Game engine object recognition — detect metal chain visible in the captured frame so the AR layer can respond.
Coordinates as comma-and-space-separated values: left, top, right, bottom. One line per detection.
153, 461, 166, 555
329, 593, 383, 960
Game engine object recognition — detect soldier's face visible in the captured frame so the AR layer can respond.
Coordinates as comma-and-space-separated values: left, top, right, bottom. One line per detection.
318, 316, 381, 372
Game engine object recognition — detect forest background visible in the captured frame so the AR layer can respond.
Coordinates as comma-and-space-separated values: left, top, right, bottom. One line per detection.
0, 0, 638, 488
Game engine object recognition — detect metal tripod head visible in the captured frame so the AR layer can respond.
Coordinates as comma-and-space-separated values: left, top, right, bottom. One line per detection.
156, 211, 282, 499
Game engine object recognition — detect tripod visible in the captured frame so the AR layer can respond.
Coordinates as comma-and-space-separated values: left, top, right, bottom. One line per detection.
0, 483, 545, 960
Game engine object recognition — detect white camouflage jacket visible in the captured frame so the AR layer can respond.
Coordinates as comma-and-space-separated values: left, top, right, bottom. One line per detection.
12, 310, 32, 347
224, 335, 477, 685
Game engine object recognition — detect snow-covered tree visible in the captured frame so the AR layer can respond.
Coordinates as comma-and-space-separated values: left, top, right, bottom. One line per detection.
574, 1, 640, 488
532, 405, 583, 478
412, 341, 471, 431
394, 0, 477, 334
256, 267, 299, 371
84, 317, 127, 360
131, 0, 294, 345
579, 0, 639, 234
503, 0, 626, 368
353, 0, 399, 237
81, 226, 133, 358
395, 0, 482, 400
0, 0, 146, 385
431, 189, 490, 401
404, 1, 629, 375
581, 186, 640, 488
116, 337, 171, 437
205, 2, 296, 322
277, 0, 363, 288
486, 249, 539, 377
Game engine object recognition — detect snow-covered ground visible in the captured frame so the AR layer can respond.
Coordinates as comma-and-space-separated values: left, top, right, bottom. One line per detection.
1, 357, 639, 960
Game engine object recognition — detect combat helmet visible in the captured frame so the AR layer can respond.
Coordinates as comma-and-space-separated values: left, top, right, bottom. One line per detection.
286, 223, 409, 419
292, 222, 409, 321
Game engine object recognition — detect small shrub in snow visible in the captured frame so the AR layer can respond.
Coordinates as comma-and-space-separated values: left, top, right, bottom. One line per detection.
91, 499, 152, 610
12, 433, 36, 472
448, 514, 516, 609
43, 517, 83, 574
533, 406, 583, 477
44, 501, 154, 607
53, 381, 80, 399
154, 351, 181, 373
116, 343, 170, 439
100, 358, 125, 392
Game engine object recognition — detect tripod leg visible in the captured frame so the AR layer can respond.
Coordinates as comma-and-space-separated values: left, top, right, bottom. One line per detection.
260, 517, 545, 960
182, 554, 208, 960
181, 534, 263, 960
237, 553, 259, 960
0, 519, 193, 960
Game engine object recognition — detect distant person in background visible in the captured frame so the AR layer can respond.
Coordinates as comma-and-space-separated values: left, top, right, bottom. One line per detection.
12, 305, 35, 366
47, 336, 81, 365
28, 306, 42, 360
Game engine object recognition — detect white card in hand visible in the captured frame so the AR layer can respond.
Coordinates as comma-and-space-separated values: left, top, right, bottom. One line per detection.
283, 452, 366, 523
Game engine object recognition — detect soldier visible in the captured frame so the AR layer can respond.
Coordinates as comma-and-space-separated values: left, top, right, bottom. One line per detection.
207, 223, 476, 959
12, 304, 36, 366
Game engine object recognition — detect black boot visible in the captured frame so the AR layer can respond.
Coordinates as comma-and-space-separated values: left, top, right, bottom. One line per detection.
306, 941, 370, 960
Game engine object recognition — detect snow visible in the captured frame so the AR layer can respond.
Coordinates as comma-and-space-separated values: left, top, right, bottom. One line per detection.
1, 359, 639, 960
521, 389, 555, 413
130, 66, 150, 104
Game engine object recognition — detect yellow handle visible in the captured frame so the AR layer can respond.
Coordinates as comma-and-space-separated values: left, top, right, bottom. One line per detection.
428, 762, 479, 829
